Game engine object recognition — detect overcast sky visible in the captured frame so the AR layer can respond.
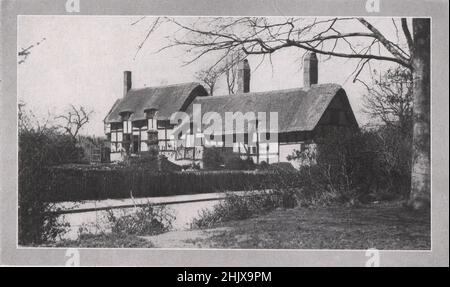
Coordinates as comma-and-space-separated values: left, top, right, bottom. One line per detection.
18, 16, 407, 137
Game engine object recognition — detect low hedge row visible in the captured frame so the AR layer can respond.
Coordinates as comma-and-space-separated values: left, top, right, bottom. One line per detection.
46, 168, 280, 202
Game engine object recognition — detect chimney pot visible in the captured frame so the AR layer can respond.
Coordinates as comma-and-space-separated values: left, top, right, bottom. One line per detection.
237, 59, 251, 93
123, 71, 132, 97
303, 52, 318, 87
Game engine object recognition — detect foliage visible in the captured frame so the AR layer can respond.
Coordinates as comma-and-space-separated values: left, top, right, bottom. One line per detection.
190, 190, 296, 229
105, 203, 175, 236
18, 102, 91, 245
203, 147, 255, 170
47, 168, 274, 202
18, 119, 83, 244
362, 66, 413, 134
289, 126, 412, 205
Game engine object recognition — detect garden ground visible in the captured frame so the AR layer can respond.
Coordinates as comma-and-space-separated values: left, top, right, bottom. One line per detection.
58, 200, 430, 249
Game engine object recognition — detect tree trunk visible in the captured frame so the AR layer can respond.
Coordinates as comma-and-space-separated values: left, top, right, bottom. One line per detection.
409, 18, 431, 210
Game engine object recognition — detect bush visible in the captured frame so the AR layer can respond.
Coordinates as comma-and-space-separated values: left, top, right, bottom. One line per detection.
46, 168, 277, 202
190, 190, 295, 229
18, 127, 83, 245
289, 126, 413, 204
203, 147, 255, 170
105, 203, 175, 236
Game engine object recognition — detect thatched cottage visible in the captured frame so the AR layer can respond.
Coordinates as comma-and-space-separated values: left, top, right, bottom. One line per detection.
104, 53, 358, 168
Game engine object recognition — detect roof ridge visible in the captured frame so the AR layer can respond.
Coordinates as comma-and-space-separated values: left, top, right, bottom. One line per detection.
128, 81, 201, 92
196, 83, 341, 99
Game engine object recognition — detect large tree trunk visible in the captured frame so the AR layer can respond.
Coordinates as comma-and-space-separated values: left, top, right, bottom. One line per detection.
409, 18, 431, 210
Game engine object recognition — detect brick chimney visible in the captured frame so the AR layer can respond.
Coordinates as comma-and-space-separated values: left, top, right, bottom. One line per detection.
303, 52, 318, 87
123, 71, 132, 97
237, 59, 250, 93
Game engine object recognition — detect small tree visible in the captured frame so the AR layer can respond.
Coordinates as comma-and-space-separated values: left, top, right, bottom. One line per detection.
362, 66, 413, 135
195, 52, 243, 96
18, 103, 82, 245
55, 104, 93, 141
195, 68, 221, 96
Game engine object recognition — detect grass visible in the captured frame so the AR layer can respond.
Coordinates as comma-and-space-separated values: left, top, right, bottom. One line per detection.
54, 233, 155, 248
182, 200, 430, 249
51, 200, 430, 249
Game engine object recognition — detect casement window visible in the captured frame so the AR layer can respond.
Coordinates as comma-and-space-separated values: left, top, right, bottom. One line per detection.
157, 120, 167, 129
119, 112, 133, 134
158, 140, 166, 151
157, 129, 166, 141
145, 108, 158, 130
147, 118, 157, 130
123, 120, 132, 134
141, 131, 148, 141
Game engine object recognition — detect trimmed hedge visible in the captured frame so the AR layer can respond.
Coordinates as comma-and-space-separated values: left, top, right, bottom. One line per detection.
46, 168, 280, 202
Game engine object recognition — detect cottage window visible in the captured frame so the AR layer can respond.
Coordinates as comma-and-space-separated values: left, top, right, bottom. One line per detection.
123, 120, 132, 134
141, 131, 148, 141
158, 140, 166, 151
147, 118, 157, 130
145, 109, 158, 129
158, 129, 166, 140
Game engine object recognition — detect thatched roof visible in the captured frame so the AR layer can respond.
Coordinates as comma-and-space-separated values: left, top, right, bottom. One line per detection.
104, 82, 207, 123
187, 83, 349, 133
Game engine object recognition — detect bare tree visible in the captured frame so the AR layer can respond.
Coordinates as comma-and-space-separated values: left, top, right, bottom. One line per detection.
195, 52, 242, 95
195, 68, 221, 96
18, 101, 54, 133
223, 52, 242, 94
138, 17, 431, 209
55, 105, 93, 141
362, 66, 413, 134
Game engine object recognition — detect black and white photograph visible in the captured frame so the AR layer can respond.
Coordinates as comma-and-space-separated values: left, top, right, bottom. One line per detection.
1, 0, 448, 267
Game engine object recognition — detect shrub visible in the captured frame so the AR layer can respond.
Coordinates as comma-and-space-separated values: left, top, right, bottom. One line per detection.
288, 126, 413, 204
105, 203, 175, 236
18, 127, 82, 245
46, 169, 277, 202
203, 146, 255, 170
190, 190, 295, 229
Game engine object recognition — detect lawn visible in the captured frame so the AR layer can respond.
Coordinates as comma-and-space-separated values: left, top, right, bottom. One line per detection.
53, 200, 430, 249
142, 200, 430, 249
55, 233, 155, 248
